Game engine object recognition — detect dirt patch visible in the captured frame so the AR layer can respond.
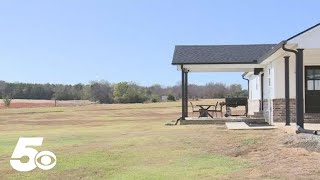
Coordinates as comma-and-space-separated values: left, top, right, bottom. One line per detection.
6, 119, 105, 126
283, 133, 320, 152
0, 99, 91, 109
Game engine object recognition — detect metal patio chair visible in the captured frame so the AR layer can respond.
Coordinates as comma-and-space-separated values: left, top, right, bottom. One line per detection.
190, 102, 200, 117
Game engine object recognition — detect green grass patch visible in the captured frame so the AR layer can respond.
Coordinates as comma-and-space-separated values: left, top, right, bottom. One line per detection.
110, 154, 247, 180
241, 138, 257, 145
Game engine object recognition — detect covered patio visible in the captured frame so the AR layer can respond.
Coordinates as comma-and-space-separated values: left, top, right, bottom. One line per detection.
172, 44, 274, 125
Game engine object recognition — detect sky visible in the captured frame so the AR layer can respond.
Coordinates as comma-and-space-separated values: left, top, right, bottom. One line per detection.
0, 0, 319, 89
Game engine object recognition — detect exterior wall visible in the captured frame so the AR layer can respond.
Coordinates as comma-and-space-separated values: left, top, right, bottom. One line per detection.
262, 49, 320, 124
288, 25, 320, 49
273, 57, 296, 99
247, 74, 262, 115
248, 99, 260, 115
263, 99, 269, 122
272, 99, 296, 122
273, 98, 320, 123
273, 49, 320, 100
248, 74, 261, 100
246, 49, 320, 124
262, 64, 274, 124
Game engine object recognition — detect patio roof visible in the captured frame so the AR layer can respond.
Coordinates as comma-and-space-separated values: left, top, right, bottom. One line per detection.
172, 23, 320, 69
172, 44, 277, 65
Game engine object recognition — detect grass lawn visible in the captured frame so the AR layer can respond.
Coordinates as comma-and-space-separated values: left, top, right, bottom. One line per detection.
1, 100, 320, 179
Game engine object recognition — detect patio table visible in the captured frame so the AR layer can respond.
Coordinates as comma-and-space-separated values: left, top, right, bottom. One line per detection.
196, 105, 214, 118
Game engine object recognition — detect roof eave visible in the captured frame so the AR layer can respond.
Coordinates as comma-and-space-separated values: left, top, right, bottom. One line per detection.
257, 41, 284, 63
172, 61, 258, 65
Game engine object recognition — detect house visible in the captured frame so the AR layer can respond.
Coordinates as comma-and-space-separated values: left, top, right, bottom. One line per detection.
161, 95, 168, 101
172, 23, 320, 127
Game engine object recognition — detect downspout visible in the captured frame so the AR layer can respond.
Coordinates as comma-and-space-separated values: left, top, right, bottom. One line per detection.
242, 74, 249, 98
242, 74, 249, 116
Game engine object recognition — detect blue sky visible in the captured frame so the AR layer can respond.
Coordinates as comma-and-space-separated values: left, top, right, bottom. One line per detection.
0, 0, 319, 88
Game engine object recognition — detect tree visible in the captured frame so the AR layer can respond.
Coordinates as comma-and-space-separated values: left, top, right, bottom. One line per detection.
167, 94, 176, 101
0, 81, 6, 98
113, 82, 148, 103
228, 84, 243, 97
2, 95, 13, 107
53, 85, 73, 100
90, 81, 113, 104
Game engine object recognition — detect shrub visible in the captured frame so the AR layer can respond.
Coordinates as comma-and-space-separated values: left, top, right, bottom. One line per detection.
113, 82, 148, 103
2, 95, 13, 107
151, 95, 160, 103
90, 81, 113, 104
167, 94, 176, 101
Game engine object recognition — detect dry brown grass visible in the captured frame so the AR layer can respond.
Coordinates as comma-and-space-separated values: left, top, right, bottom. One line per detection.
0, 99, 319, 179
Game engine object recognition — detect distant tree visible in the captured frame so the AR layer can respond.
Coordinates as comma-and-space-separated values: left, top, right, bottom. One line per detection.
167, 94, 176, 101
52, 85, 74, 100
228, 84, 243, 97
81, 85, 91, 100
0, 81, 6, 97
150, 95, 160, 103
0, 80, 248, 101
90, 81, 113, 104
2, 95, 13, 107
113, 82, 148, 103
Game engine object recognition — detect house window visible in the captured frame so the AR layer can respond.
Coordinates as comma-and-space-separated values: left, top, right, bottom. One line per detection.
306, 68, 320, 90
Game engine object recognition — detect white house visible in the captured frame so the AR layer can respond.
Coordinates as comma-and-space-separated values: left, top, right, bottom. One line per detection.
243, 23, 320, 126
172, 23, 320, 127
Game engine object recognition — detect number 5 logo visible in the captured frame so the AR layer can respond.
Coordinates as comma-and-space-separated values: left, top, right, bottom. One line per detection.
10, 137, 57, 172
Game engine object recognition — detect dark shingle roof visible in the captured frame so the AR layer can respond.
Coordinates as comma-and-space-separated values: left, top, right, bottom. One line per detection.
172, 44, 277, 65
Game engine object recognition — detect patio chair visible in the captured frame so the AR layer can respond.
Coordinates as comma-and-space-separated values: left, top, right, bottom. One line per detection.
211, 102, 224, 117
209, 102, 219, 117
190, 102, 200, 117
216, 102, 224, 117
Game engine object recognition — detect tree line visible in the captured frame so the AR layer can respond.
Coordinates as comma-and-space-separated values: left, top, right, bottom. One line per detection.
0, 80, 247, 104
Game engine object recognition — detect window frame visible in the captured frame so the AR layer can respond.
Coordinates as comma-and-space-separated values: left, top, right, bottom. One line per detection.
305, 66, 320, 91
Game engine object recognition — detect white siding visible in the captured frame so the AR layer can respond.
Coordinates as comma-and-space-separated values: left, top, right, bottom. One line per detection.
288, 25, 320, 49
248, 74, 261, 100
273, 57, 296, 99
247, 74, 261, 115
272, 49, 320, 99
263, 64, 274, 100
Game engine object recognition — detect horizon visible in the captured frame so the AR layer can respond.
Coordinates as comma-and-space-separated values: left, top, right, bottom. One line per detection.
1, 1, 320, 89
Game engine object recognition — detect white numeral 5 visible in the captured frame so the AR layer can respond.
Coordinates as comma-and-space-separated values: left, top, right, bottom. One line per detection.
10, 137, 43, 172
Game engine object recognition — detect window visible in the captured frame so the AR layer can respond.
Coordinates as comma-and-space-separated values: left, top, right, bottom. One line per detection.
306, 68, 320, 91
268, 68, 271, 87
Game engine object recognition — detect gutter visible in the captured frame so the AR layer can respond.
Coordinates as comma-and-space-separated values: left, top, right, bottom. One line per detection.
242, 73, 249, 98
282, 40, 298, 56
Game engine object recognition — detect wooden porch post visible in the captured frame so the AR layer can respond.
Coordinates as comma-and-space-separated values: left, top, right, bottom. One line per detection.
185, 70, 188, 117
181, 66, 185, 120
284, 56, 290, 126
296, 49, 304, 128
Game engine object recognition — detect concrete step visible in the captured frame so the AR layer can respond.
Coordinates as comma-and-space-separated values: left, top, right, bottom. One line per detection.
253, 111, 263, 118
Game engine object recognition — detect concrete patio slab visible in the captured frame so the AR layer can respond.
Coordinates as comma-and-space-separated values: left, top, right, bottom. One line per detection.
275, 123, 320, 134
225, 122, 277, 130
